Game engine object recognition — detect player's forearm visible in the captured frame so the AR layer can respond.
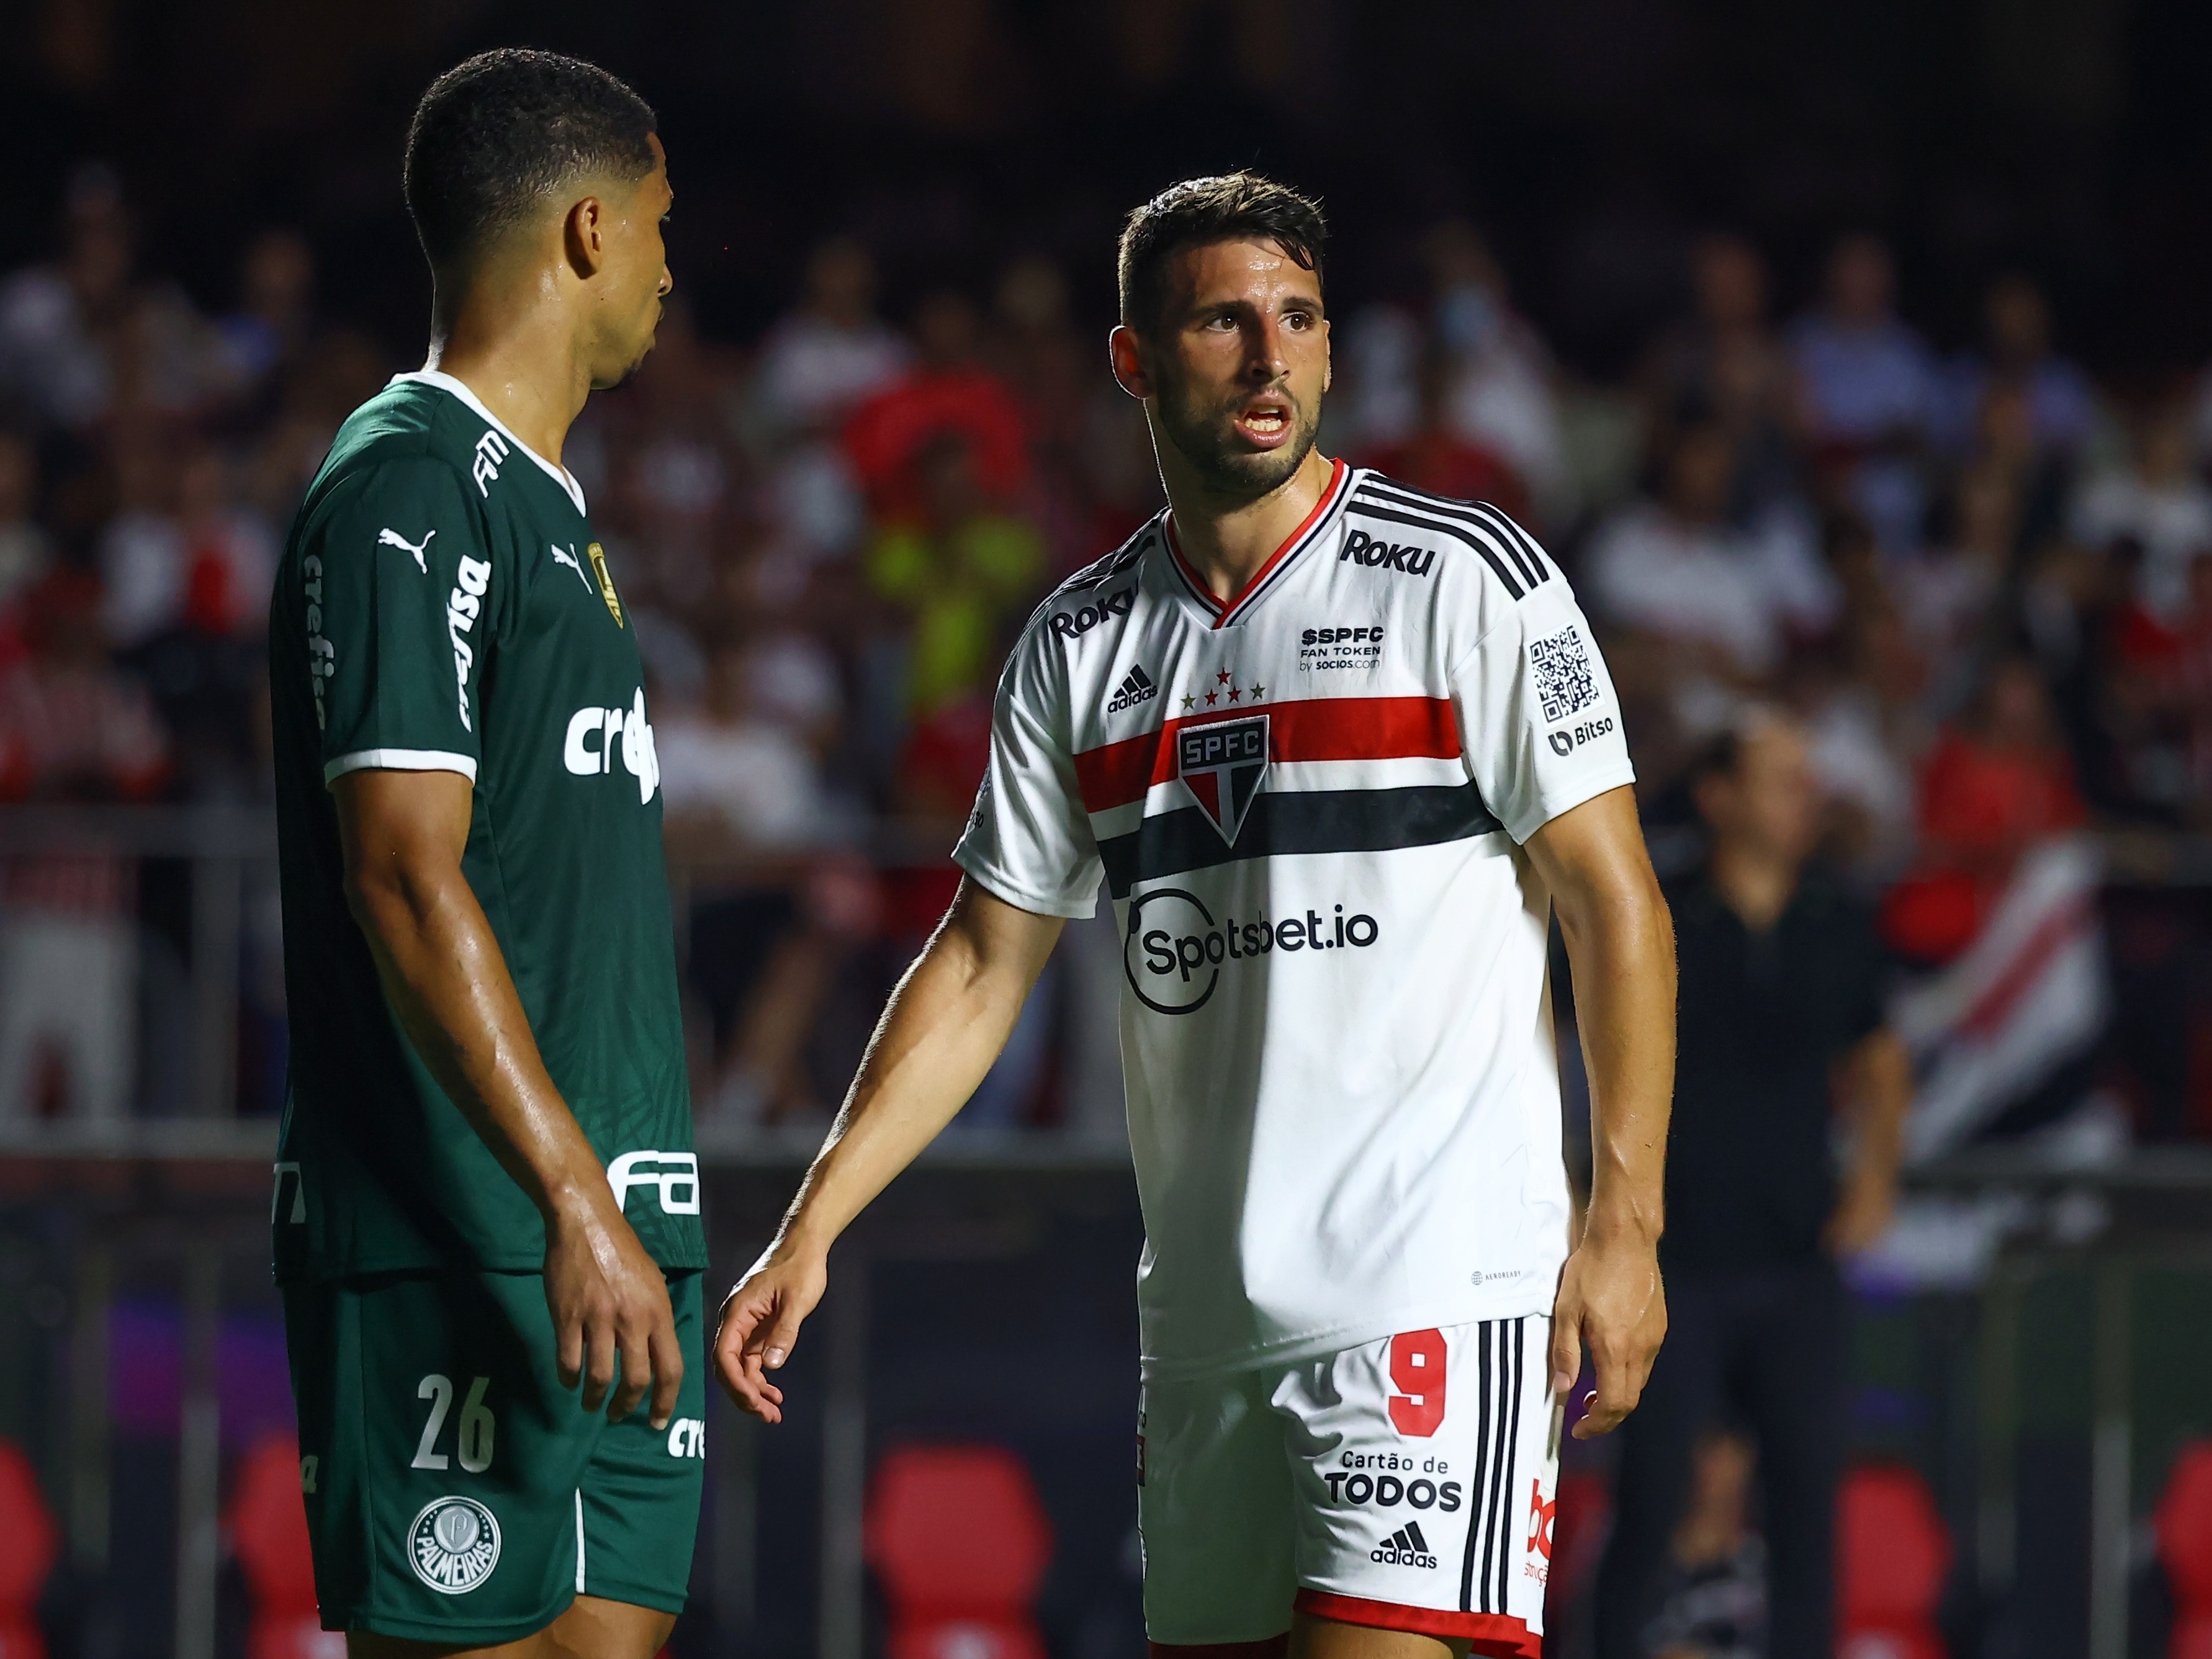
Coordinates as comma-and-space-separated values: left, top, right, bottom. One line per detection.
775, 884, 1059, 1256
1558, 866, 1676, 1246
348, 858, 609, 1222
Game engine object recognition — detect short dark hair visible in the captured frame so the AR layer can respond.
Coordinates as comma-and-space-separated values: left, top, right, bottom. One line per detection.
404, 49, 657, 272
1117, 172, 1326, 334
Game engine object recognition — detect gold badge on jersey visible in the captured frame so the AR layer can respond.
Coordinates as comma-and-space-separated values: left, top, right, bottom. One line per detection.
586, 542, 623, 627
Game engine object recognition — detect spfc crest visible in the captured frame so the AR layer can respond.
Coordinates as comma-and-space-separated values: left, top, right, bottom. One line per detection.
587, 542, 624, 627
1177, 714, 1269, 845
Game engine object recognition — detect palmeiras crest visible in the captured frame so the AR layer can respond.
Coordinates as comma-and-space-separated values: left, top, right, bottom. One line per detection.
1177, 714, 1270, 844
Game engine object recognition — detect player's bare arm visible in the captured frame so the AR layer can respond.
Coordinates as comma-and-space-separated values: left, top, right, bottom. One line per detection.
1526, 783, 1677, 1439
333, 766, 681, 1431
714, 879, 1064, 1420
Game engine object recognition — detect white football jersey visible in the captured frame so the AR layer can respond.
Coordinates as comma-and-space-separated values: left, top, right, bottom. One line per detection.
954, 461, 1636, 1380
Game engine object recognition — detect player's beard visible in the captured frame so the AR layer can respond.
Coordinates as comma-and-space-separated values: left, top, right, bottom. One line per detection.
1150, 374, 1322, 504
593, 302, 664, 392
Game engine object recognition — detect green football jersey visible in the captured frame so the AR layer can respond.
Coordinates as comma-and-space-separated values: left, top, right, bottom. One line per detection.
268, 371, 704, 1283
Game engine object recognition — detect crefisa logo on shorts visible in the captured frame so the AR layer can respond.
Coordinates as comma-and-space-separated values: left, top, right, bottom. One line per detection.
409, 1495, 501, 1594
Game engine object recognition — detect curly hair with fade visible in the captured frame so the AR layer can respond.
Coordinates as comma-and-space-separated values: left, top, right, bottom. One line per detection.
1117, 172, 1328, 336
404, 48, 658, 274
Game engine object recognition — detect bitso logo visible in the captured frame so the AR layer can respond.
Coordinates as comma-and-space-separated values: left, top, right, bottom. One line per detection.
1548, 716, 1614, 758
408, 1496, 500, 1594
1177, 714, 1270, 844
1123, 888, 1380, 1016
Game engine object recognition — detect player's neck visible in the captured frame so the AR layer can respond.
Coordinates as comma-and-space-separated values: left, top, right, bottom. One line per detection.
423, 281, 593, 471
1161, 446, 1336, 602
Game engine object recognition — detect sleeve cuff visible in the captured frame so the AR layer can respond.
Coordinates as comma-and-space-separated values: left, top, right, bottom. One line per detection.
324, 749, 479, 785
952, 850, 1102, 920
1505, 760, 1638, 845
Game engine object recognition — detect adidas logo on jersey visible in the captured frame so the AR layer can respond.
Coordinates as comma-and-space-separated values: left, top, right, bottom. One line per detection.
1372, 1521, 1438, 1569
1106, 663, 1158, 713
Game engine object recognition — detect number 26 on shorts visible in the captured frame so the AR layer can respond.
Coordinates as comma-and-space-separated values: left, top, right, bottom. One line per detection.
1389, 1329, 1447, 1437
412, 1374, 496, 1473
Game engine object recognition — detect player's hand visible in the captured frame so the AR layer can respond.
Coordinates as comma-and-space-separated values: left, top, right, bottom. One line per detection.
713, 1241, 829, 1424
544, 1190, 683, 1430
1549, 1228, 1666, 1440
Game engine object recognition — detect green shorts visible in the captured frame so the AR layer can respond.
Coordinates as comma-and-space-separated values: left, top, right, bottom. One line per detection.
281, 1267, 706, 1645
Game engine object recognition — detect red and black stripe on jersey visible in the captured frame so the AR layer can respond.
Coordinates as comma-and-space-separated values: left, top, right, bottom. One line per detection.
1074, 695, 1501, 898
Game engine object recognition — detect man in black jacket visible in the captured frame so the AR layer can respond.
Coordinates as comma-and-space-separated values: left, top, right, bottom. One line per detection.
1594, 709, 1911, 1658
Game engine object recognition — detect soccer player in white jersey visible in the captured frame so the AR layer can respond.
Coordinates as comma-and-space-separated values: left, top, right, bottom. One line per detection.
717, 174, 1676, 1659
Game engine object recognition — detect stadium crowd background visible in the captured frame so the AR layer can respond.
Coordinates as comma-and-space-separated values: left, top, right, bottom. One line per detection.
3, 0, 2212, 1145
3, 2, 2212, 1657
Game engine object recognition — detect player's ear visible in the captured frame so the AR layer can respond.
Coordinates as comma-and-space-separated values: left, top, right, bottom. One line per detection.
564, 196, 607, 281
1108, 324, 1150, 401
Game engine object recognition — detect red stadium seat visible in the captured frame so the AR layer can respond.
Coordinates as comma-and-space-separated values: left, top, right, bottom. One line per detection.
865, 1444, 1054, 1659
2154, 1439, 2212, 1659
1836, 1463, 1951, 1659
0, 1439, 56, 1659
226, 1431, 343, 1659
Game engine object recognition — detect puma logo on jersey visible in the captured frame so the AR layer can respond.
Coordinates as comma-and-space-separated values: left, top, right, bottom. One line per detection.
378, 527, 435, 572
550, 543, 595, 593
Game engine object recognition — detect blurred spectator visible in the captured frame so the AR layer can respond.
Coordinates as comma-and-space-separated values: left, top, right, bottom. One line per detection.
2071, 397, 2212, 625
1595, 711, 1909, 1659
1882, 658, 2087, 963
752, 237, 912, 441
0, 570, 168, 1122
1938, 273, 2098, 461
1340, 222, 1567, 519
865, 429, 1043, 721
1640, 232, 1801, 519
1789, 233, 1938, 553
659, 641, 832, 850
1587, 420, 1837, 683
1637, 1432, 1765, 1659
215, 229, 318, 428
0, 166, 133, 430
1359, 346, 1530, 524
1424, 222, 1567, 519
845, 289, 1031, 523
98, 429, 184, 649
0, 433, 54, 617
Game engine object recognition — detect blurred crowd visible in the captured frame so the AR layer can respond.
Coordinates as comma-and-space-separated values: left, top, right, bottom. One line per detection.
2, 160, 2211, 1138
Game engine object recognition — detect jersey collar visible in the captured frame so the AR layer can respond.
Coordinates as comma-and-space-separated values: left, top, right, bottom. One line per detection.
1164, 457, 1348, 631
390, 369, 588, 516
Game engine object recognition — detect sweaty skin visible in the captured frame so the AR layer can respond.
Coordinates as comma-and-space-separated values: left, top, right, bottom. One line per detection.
714, 233, 1676, 1659
337, 138, 678, 1659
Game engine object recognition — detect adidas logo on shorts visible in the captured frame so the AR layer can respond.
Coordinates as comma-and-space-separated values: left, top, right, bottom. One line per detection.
1372, 1520, 1438, 1569
1106, 663, 1159, 713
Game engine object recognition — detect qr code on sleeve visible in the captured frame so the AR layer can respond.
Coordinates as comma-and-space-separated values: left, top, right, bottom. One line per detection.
1530, 627, 1599, 724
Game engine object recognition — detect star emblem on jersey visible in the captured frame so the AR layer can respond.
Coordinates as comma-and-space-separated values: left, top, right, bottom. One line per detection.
408, 1495, 501, 1594
377, 526, 434, 572
1177, 713, 1269, 845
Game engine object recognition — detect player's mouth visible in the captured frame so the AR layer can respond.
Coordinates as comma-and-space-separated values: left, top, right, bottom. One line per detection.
1231, 395, 1297, 449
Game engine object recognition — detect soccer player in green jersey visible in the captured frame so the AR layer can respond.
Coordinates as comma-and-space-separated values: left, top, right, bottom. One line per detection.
266, 50, 704, 1657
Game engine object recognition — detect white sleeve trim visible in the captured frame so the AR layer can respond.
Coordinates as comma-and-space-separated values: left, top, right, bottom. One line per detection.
1505, 760, 1639, 845
953, 850, 1102, 920
323, 749, 479, 785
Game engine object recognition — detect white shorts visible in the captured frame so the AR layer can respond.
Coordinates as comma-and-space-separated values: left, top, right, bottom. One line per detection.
1139, 1316, 1557, 1655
